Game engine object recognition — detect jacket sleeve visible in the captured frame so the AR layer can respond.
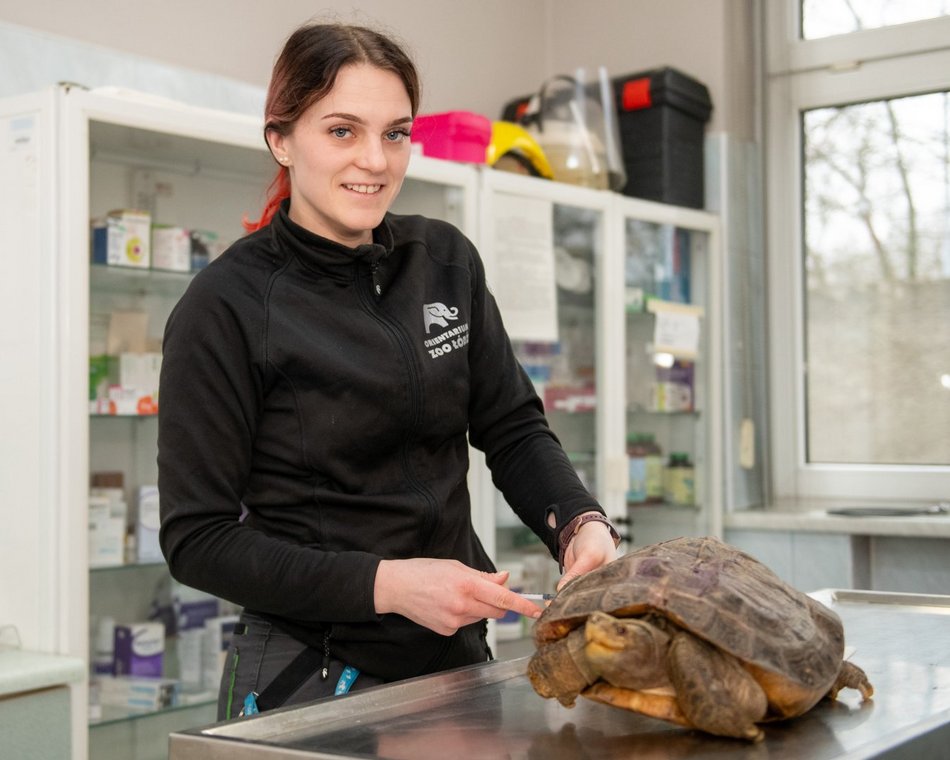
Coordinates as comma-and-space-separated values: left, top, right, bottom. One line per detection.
462, 238, 604, 559
157, 263, 380, 624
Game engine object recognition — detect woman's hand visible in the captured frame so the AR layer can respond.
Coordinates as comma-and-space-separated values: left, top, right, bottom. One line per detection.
556, 517, 619, 591
374, 558, 542, 636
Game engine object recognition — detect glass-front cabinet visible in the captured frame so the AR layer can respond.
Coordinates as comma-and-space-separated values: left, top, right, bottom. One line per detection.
81, 110, 272, 758
616, 198, 722, 548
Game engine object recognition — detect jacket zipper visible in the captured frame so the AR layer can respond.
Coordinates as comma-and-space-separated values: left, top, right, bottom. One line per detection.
356, 264, 440, 543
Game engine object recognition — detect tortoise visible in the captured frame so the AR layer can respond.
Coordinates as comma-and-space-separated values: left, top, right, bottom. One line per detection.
527, 536, 873, 742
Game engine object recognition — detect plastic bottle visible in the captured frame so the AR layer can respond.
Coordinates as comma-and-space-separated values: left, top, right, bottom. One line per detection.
664, 452, 695, 506
643, 434, 664, 503
626, 434, 648, 504
92, 616, 116, 676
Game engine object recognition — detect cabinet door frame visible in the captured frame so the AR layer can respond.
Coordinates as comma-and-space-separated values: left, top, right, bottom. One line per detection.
612, 194, 724, 539
0, 88, 61, 651
55, 87, 269, 760
477, 169, 621, 520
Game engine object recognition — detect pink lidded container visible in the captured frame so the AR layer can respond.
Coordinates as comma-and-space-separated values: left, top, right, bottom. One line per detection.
411, 111, 492, 164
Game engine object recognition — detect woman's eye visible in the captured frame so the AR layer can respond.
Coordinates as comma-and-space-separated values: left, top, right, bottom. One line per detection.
331, 127, 352, 138
387, 129, 411, 142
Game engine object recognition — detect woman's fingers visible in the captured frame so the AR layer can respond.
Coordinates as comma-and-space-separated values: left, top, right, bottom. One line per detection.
375, 558, 541, 636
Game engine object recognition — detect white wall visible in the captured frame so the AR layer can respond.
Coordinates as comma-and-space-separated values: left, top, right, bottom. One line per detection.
0, 0, 752, 132
546, 0, 754, 136
0, 1, 550, 120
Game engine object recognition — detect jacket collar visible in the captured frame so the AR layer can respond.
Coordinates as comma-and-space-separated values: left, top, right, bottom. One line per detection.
270, 199, 396, 293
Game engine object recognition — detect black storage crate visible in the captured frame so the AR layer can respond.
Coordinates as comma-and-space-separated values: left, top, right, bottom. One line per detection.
612, 67, 712, 208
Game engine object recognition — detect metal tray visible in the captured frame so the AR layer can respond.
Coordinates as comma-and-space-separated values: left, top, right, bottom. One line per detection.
170, 590, 950, 760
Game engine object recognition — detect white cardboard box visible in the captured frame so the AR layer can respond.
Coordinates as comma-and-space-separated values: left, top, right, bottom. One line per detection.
136, 485, 163, 563
92, 210, 151, 268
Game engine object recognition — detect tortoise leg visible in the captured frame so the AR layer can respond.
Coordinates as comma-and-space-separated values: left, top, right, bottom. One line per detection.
826, 660, 874, 702
583, 681, 692, 727
584, 610, 672, 690
527, 628, 596, 707
667, 632, 768, 742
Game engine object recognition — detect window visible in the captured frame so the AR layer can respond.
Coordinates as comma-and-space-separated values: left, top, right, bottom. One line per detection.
802, 0, 950, 39
766, 1, 950, 499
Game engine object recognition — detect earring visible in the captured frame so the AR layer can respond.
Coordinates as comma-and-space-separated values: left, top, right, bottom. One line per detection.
278, 156, 289, 164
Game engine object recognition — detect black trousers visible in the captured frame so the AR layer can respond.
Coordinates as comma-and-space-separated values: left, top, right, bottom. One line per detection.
217, 610, 385, 721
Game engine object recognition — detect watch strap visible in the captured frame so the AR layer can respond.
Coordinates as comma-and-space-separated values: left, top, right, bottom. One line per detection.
557, 512, 621, 570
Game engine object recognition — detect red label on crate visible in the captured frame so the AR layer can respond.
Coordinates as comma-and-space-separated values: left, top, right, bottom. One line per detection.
622, 78, 653, 111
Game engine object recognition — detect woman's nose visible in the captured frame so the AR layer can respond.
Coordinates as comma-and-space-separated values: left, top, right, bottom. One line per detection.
356, 138, 387, 172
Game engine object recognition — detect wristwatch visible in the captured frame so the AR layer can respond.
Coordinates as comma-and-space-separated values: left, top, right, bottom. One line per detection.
557, 511, 621, 570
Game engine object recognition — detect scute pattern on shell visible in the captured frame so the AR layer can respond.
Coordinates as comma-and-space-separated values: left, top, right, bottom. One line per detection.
534, 536, 845, 692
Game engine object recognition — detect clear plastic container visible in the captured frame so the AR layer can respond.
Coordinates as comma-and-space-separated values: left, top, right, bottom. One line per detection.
626, 434, 648, 504
643, 434, 664, 503
664, 452, 695, 506
627, 433, 664, 504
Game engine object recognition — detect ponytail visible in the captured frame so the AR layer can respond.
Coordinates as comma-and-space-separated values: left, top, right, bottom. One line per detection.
243, 167, 290, 233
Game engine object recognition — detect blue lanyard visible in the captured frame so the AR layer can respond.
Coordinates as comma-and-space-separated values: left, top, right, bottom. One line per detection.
242, 663, 359, 716
334, 665, 360, 695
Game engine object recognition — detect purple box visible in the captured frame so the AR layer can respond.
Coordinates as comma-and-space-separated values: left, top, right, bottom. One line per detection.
654, 360, 694, 412
114, 622, 165, 678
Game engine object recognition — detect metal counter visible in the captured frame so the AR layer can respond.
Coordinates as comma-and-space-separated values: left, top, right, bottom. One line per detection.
170, 590, 950, 759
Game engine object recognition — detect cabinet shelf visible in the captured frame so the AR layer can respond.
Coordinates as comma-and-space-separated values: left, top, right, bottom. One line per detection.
627, 500, 700, 510
89, 693, 217, 729
627, 407, 700, 418
90, 560, 166, 575
90, 262, 194, 296
90, 412, 158, 419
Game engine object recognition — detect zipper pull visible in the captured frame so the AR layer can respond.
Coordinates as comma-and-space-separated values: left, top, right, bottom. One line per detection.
321, 630, 330, 681
370, 262, 382, 298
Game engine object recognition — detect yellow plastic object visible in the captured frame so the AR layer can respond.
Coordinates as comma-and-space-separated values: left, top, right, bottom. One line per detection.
486, 121, 554, 179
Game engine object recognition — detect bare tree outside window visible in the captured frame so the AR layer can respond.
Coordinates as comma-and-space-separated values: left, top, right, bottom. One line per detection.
802, 91, 950, 464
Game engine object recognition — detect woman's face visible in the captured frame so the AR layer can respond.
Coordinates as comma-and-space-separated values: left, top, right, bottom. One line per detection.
269, 63, 413, 247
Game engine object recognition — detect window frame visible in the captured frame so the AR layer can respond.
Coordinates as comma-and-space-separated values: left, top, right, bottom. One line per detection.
765, 2, 950, 500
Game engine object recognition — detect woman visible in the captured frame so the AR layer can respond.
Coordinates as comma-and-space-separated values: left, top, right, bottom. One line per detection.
158, 22, 619, 720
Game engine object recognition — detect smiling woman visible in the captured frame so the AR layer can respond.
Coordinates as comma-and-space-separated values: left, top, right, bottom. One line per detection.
157, 20, 620, 723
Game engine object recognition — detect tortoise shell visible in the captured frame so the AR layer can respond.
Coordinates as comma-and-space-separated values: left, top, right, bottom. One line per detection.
534, 536, 845, 696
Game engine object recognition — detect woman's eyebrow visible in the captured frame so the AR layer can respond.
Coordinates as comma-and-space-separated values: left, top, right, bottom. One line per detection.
322, 112, 413, 128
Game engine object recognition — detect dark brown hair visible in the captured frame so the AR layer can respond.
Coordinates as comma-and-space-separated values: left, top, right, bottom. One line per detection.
245, 23, 421, 231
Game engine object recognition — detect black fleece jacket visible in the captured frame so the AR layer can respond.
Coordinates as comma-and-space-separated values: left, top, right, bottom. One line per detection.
157, 201, 602, 680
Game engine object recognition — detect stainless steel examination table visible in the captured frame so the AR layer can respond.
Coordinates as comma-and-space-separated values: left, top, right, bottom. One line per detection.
169, 590, 950, 759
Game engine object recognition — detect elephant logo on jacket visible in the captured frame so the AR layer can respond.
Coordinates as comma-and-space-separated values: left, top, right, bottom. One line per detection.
423, 302, 459, 334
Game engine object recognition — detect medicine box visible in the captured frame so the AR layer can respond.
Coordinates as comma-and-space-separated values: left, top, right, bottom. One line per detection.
97, 676, 180, 711
88, 492, 127, 568
89, 354, 118, 405
117, 352, 162, 401
136, 485, 163, 563
151, 225, 191, 272
190, 229, 225, 271
201, 615, 239, 691
411, 111, 492, 164
91, 210, 151, 268
114, 621, 165, 678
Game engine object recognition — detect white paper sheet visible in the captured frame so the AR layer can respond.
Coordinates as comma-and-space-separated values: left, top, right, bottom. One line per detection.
648, 299, 704, 358
491, 193, 558, 342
